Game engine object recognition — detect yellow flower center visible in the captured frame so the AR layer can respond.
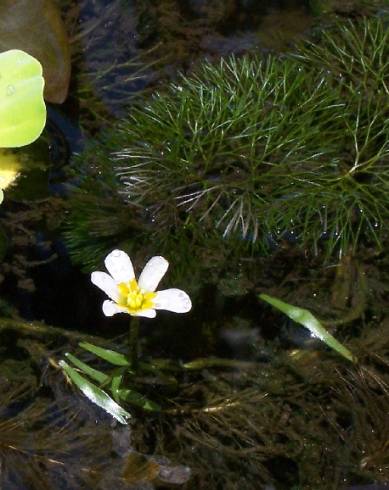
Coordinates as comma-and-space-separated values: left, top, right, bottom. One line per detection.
117, 278, 156, 314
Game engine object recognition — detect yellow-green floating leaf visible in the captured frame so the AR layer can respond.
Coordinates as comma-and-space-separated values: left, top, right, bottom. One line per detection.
0, 49, 46, 147
259, 293, 356, 363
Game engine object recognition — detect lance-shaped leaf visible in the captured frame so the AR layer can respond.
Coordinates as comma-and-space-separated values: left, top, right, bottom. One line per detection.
0, 49, 46, 147
79, 341, 130, 367
259, 293, 356, 363
59, 360, 131, 425
110, 373, 161, 411
65, 352, 110, 385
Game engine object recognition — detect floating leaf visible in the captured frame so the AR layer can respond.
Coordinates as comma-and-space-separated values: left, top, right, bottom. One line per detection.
79, 342, 130, 367
0, 0, 71, 103
65, 352, 109, 385
259, 293, 356, 363
59, 360, 131, 425
0, 50, 46, 147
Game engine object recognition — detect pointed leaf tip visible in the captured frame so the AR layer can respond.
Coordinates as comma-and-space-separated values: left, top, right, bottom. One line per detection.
259, 293, 356, 363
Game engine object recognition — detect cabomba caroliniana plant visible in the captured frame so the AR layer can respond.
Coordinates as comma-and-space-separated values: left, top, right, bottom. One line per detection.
0, 49, 46, 203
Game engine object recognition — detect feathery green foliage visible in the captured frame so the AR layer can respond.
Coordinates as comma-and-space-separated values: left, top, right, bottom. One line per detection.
65, 17, 389, 274
294, 17, 389, 95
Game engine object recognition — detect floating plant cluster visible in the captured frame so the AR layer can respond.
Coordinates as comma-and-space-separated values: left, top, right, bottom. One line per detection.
65, 17, 389, 276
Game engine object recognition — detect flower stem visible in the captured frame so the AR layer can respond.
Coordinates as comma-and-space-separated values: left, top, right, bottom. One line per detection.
128, 317, 140, 366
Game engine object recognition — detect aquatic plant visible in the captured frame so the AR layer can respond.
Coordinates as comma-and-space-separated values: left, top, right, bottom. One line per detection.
259, 293, 356, 362
294, 16, 389, 95
91, 249, 191, 318
61, 249, 192, 417
0, 49, 46, 204
66, 55, 341, 269
66, 15, 389, 278
0, 49, 46, 148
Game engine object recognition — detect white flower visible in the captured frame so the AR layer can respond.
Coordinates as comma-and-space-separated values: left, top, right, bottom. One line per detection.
91, 250, 192, 318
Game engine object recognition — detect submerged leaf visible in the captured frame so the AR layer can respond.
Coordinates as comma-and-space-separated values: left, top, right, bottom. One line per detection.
117, 388, 161, 412
59, 360, 131, 424
0, 50, 46, 147
65, 352, 110, 385
79, 341, 130, 367
259, 293, 356, 363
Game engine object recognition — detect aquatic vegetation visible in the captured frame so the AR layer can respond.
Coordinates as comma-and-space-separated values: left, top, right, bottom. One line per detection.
61, 340, 162, 419
0, 50, 46, 148
0, 49, 46, 205
64, 249, 191, 417
294, 16, 389, 95
66, 16, 389, 278
259, 293, 356, 362
91, 249, 191, 317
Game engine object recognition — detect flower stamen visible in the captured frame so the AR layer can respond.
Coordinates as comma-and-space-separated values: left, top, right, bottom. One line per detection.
117, 278, 156, 314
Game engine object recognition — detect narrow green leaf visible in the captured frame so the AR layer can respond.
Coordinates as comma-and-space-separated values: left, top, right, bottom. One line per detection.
65, 352, 110, 385
79, 341, 130, 366
59, 360, 131, 424
111, 373, 124, 402
0, 49, 46, 147
117, 388, 161, 412
259, 293, 356, 363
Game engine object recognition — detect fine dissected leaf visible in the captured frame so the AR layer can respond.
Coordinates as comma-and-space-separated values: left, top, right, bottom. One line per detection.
64, 352, 110, 385
79, 342, 130, 367
0, 0, 71, 103
59, 360, 131, 425
0, 50, 46, 147
259, 293, 356, 363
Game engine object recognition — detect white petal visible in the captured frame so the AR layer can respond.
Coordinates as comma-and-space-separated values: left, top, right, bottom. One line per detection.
133, 308, 157, 318
104, 249, 135, 283
102, 300, 128, 317
154, 288, 192, 313
91, 271, 119, 301
138, 256, 169, 292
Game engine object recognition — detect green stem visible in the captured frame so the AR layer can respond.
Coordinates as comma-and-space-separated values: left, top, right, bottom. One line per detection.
128, 317, 140, 367
0, 316, 102, 343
